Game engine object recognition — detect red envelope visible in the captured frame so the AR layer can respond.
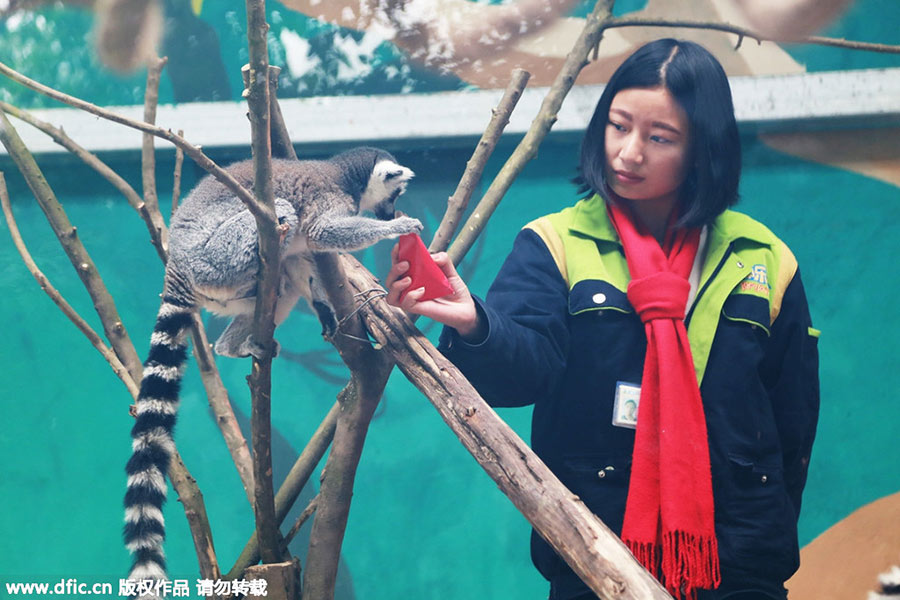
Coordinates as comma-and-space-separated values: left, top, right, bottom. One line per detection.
397, 233, 454, 302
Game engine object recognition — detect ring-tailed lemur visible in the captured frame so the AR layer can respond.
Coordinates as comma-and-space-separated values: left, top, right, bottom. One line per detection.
124, 147, 420, 588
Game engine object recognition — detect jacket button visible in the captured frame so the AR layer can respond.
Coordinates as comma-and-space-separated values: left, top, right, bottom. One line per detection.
592, 293, 607, 305
598, 466, 614, 479
760, 475, 768, 484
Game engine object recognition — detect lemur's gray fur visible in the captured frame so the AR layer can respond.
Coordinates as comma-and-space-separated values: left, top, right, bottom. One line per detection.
123, 147, 419, 591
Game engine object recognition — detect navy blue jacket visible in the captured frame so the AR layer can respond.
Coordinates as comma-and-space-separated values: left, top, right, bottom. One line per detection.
439, 199, 820, 599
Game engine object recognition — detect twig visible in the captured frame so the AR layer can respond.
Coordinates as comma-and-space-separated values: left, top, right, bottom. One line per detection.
0, 100, 167, 262
603, 18, 900, 54
244, 0, 282, 567
283, 496, 318, 549
0, 59, 274, 228
0, 173, 139, 399
226, 401, 339, 579
448, 0, 616, 265
172, 129, 184, 220
0, 108, 144, 384
141, 56, 169, 256
428, 68, 531, 254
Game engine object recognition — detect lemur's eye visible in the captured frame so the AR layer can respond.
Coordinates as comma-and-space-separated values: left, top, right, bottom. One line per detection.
384, 170, 403, 180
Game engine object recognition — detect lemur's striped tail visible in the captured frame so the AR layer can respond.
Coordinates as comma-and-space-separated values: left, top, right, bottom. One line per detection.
124, 297, 193, 588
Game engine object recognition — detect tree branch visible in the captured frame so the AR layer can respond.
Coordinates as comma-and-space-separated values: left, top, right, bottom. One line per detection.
141, 55, 169, 257
301, 253, 395, 600
0, 172, 139, 398
171, 129, 184, 220
0, 59, 274, 227
448, 0, 616, 265
428, 68, 530, 254
0, 108, 145, 384
0, 100, 166, 261
1, 94, 259, 515
244, 0, 282, 567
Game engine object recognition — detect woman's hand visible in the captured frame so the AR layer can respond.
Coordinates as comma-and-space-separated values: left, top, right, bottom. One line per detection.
384, 244, 486, 342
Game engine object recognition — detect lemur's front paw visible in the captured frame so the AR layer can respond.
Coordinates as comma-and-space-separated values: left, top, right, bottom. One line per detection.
391, 216, 423, 236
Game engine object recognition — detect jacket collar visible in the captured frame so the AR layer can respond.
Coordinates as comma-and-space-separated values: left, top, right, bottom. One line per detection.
569, 194, 774, 249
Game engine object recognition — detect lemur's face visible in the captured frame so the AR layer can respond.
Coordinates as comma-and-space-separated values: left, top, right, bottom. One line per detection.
360, 159, 415, 220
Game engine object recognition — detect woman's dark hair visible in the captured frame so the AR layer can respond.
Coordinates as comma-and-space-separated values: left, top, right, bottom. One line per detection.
577, 38, 741, 227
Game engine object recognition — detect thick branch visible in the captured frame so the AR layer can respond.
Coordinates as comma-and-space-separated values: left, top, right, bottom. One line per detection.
0, 109, 144, 384
604, 18, 900, 54
428, 68, 531, 254
244, 0, 282, 566
340, 255, 672, 599
0, 172, 139, 398
448, 0, 615, 265
0, 59, 273, 227
302, 253, 395, 600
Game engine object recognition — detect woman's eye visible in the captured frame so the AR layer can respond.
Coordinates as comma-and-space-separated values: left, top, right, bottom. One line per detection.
608, 120, 626, 132
650, 135, 672, 144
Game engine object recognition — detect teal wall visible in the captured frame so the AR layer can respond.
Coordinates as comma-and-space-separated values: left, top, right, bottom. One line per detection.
1, 1, 899, 598
2, 136, 899, 597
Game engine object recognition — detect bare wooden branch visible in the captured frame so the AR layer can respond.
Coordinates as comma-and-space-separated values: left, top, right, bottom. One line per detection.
448, 0, 615, 265
0, 172, 140, 398
171, 129, 185, 220
428, 68, 531, 254
169, 450, 222, 582
244, 0, 282, 567
242, 64, 297, 161
227, 401, 339, 579
189, 314, 257, 509
604, 18, 900, 54
0, 59, 274, 227
340, 255, 673, 599
142, 55, 169, 256
302, 253, 395, 600
0, 100, 168, 262
0, 108, 144, 384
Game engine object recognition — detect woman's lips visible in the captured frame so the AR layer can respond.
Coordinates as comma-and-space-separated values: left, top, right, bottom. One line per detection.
613, 170, 644, 184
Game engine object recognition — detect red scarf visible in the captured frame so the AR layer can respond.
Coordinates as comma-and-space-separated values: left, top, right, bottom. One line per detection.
607, 201, 720, 599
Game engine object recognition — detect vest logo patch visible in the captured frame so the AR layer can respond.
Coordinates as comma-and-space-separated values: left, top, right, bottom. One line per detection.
739, 264, 770, 296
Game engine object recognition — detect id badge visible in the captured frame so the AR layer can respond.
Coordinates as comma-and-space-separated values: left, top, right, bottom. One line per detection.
612, 381, 640, 429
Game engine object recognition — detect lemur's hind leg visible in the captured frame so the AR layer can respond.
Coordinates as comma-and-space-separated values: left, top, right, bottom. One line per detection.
213, 315, 282, 359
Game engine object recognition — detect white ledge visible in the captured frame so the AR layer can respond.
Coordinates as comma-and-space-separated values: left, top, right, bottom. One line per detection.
2, 67, 898, 158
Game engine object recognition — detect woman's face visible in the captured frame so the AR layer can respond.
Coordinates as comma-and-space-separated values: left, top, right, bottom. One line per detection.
604, 86, 691, 209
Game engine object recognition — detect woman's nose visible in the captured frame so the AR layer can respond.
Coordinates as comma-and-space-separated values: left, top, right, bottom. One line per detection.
619, 134, 644, 165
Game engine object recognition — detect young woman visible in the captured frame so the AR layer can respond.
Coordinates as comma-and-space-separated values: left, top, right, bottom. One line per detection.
385, 39, 820, 600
